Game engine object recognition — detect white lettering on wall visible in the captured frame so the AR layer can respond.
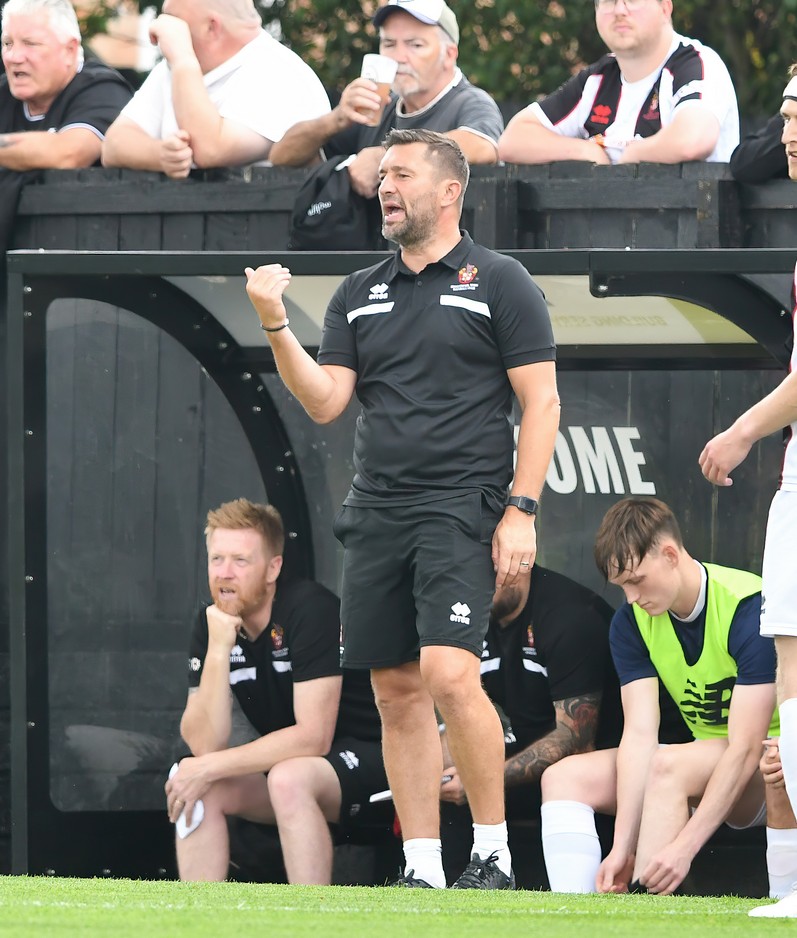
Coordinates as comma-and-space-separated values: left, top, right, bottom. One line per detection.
542, 427, 656, 495
546, 431, 579, 494
568, 427, 625, 494
613, 427, 656, 495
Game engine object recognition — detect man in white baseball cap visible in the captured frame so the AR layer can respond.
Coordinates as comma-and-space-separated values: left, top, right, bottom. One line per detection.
269, 0, 502, 199
372, 0, 459, 43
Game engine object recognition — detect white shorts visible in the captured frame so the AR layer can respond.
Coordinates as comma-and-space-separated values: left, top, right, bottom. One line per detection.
760, 490, 797, 638
725, 798, 768, 830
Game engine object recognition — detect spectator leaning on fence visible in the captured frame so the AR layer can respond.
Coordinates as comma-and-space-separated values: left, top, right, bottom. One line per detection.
101, 0, 329, 179
269, 0, 503, 199
164, 499, 390, 886
498, 0, 739, 166
0, 0, 131, 171
0, 0, 131, 256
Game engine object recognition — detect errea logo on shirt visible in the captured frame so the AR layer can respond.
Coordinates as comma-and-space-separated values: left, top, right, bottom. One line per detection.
450, 602, 471, 625
230, 644, 246, 664
369, 282, 389, 301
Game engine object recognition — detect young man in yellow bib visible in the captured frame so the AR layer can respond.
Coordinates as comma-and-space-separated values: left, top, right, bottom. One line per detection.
539, 497, 780, 895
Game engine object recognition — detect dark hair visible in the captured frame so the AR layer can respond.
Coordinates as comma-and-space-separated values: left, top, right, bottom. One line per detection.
205, 498, 284, 556
382, 128, 470, 197
594, 497, 683, 580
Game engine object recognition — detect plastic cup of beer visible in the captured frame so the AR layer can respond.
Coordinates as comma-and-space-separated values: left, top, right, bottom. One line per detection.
359, 54, 398, 126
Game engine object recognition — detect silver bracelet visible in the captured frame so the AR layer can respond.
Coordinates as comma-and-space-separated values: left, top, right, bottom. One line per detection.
261, 318, 290, 333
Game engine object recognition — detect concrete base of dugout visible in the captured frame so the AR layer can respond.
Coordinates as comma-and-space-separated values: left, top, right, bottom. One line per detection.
227, 808, 768, 896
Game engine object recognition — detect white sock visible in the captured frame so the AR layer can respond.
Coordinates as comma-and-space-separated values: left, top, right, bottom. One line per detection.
780, 699, 797, 819
403, 838, 445, 888
541, 800, 601, 893
767, 827, 797, 899
472, 821, 512, 876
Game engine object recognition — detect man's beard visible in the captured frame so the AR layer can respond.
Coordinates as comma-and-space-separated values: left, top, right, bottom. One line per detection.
382, 198, 437, 246
210, 581, 268, 619
392, 68, 421, 100
491, 585, 524, 624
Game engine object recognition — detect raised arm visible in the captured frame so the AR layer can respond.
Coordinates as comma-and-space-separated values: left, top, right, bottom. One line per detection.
245, 264, 357, 424
154, 15, 272, 168
179, 605, 238, 755
270, 77, 384, 167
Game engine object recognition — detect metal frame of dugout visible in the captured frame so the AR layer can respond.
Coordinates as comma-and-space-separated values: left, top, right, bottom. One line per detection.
4, 247, 795, 880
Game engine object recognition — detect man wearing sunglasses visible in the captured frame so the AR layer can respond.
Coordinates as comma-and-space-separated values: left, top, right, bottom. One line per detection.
498, 0, 738, 166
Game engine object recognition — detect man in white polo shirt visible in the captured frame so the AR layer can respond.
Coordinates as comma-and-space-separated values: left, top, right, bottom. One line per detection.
102, 0, 329, 178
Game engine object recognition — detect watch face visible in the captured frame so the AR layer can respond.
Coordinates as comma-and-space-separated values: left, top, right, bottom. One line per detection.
509, 496, 538, 514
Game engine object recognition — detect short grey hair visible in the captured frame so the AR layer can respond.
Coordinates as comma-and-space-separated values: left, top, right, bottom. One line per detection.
2, 0, 82, 44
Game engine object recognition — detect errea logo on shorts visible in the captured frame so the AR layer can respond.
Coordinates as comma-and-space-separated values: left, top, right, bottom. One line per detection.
339, 750, 360, 770
369, 282, 389, 301
450, 602, 471, 625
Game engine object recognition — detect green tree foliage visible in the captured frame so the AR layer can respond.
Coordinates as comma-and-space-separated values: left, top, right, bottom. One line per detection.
120, 0, 791, 117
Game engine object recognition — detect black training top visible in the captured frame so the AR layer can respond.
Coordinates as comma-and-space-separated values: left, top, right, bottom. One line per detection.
0, 59, 132, 138
317, 231, 556, 510
187, 578, 382, 743
481, 565, 623, 751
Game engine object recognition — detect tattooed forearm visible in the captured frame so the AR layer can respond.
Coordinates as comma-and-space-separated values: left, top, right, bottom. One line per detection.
504, 691, 602, 789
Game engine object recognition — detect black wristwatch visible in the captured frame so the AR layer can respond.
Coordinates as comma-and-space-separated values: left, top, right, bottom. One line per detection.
506, 495, 539, 516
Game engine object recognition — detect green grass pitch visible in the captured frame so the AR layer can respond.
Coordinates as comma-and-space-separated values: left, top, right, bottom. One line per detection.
0, 877, 792, 938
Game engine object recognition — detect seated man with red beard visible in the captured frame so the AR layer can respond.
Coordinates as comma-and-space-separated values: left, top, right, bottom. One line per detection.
164, 498, 389, 884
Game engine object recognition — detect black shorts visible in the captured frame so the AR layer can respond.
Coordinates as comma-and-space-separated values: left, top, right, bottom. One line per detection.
333, 493, 500, 669
325, 736, 393, 834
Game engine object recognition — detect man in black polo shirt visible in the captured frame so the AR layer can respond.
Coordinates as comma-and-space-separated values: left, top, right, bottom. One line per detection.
164, 498, 388, 884
245, 128, 559, 889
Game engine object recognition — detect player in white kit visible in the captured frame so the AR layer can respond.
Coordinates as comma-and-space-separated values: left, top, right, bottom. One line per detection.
699, 64, 797, 918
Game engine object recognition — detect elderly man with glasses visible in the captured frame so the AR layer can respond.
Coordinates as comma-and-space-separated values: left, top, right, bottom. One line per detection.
498, 0, 738, 166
